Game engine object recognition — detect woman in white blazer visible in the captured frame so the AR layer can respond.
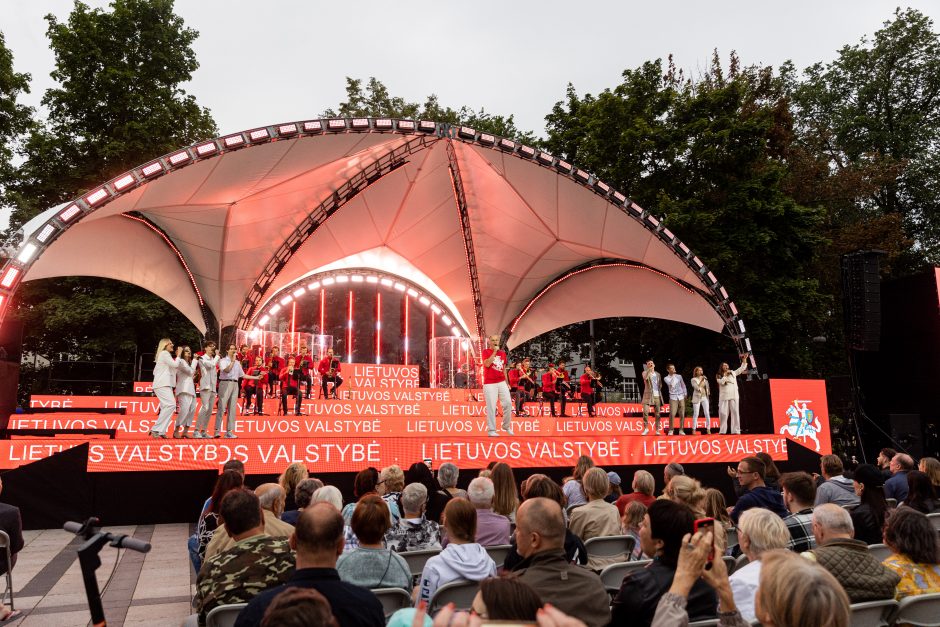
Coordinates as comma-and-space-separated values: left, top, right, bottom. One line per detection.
173, 346, 197, 439
151, 338, 182, 438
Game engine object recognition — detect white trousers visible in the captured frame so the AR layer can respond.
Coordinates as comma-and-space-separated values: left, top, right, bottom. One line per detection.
195, 389, 216, 432
216, 380, 240, 434
152, 386, 177, 434
719, 398, 740, 434
177, 393, 197, 428
483, 381, 512, 433
691, 397, 711, 430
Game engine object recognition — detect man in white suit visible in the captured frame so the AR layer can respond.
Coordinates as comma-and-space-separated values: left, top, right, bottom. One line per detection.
717, 353, 750, 434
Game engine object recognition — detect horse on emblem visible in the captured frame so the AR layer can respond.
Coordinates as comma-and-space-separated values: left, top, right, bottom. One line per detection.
779, 400, 822, 451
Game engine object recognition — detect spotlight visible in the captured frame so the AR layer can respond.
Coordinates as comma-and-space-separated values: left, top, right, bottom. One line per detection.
278, 123, 298, 136
280, 295, 293, 306
59, 204, 81, 222
350, 275, 364, 283
308, 281, 321, 290
335, 275, 349, 283
327, 119, 347, 131
168, 150, 191, 166
351, 118, 369, 130
406, 288, 418, 297
574, 169, 590, 183
249, 128, 270, 142
259, 315, 271, 326
112, 174, 136, 191
85, 188, 109, 206
140, 161, 164, 178
419, 296, 431, 306
612, 191, 627, 205
645, 214, 660, 227
417, 120, 436, 133
380, 278, 393, 287
303, 121, 323, 133
498, 138, 515, 152
707, 272, 717, 285
451, 326, 460, 336
223, 134, 246, 148
322, 277, 335, 286
738, 320, 746, 333
518, 146, 536, 158
293, 287, 306, 297
397, 120, 416, 132
457, 126, 475, 140
536, 152, 554, 165
374, 119, 393, 130
430, 304, 441, 314
594, 180, 610, 194
16, 243, 37, 264
394, 282, 406, 291
366, 276, 379, 284
270, 304, 282, 315
555, 160, 572, 173
35, 224, 56, 243
195, 142, 218, 157
478, 133, 495, 145
0, 267, 20, 288
442, 315, 452, 325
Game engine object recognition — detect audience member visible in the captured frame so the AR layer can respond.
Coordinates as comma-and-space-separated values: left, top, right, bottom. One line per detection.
615, 470, 656, 515
903, 470, 938, 514
195, 470, 244, 571
259, 587, 337, 627
195, 489, 294, 626
728, 457, 788, 524
882, 507, 940, 599
384, 483, 443, 552
814, 454, 860, 508
282, 478, 323, 526
234, 503, 384, 627
801, 504, 899, 603
437, 462, 468, 499
510, 497, 610, 627
336, 495, 411, 590
563, 455, 594, 508
885, 453, 915, 503
920, 456, 940, 491
653, 535, 850, 627
621, 500, 648, 560
0, 476, 24, 578
779, 471, 816, 552
341, 468, 380, 523
279, 462, 309, 512
467, 477, 511, 546
503, 475, 588, 569
417, 498, 496, 604
877, 447, 897, 481
606, 471, 623, 503
377, 465, 405, 524
664, 475, 706, 518
405, 462, 452, 523
206, 483, 296, 559
491, 462, 520, 522
662, 463, 685, 497
471, 577, 542, 622
702, 488, 732, 529
310, 486, 358, 553
755, 452, 781, 491
569, 467, 623, 568
848, 463, 891, 545
728, 507, 791, 622
612, 500, 716, 626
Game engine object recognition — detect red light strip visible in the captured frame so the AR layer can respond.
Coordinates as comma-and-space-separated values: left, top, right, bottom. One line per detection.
320, 289, 325, 335
347, 290, 353, 363
376, 292, 382, 364
290, 301, 297, 353
403, 295, 409, 365
509, 262, 696, 334
121, 214, 204, 306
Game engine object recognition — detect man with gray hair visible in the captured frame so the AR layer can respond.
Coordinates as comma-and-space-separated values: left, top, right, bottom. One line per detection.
660, 462, 684, 498
467, 476, 511, 546
205, 483, 296, 559
384, 482, 442, 552
803, 503, 899, 602
437, 462, 467, 499
282, 478, 324, 525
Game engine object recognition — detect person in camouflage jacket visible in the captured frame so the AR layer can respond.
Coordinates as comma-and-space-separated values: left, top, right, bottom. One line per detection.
195, 489, 295, 625
384, 483, 442, 553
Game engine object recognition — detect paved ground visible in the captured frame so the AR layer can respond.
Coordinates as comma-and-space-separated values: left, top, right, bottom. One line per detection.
4, 524, 194, 626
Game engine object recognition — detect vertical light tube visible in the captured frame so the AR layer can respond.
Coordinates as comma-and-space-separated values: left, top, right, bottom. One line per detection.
403, 295, 409, 365
347, 290, 353, 363
376, 292, 382, 365
320, 288, 325, 337
290, 301, 297, 353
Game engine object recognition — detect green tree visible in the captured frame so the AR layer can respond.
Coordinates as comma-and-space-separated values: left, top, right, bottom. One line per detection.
7, 0, 215, 379
0, 32, 35, 211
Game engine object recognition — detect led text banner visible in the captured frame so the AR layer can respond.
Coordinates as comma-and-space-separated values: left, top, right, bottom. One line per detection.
0, 434, 789, 473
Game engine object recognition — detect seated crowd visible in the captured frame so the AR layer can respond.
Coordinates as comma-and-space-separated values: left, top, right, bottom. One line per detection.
184, 451, 940, 627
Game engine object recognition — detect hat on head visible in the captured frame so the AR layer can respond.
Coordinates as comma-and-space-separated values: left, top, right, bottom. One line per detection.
607, 471, 622, 486
845, 463, 883, 488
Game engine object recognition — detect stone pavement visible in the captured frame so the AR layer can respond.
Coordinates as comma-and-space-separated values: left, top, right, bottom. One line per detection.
4, 523, 194, 626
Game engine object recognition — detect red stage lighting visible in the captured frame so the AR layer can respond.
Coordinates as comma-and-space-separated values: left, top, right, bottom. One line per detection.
366, 276, 379, 284
555, 160, 572, 173
249, 128, 270, 142
442, 315, 452, 326
168, 150, 191, 166
223, 134, 246, 148
397, 120, 416, 132
322, 277, 335, 286
518, 145, 536, 158
536, 152, 554, 165
458, 126, 476, 140
335, 275, 349, 284
380, 278, 393, 287
417, 120, 436, 133
278, 123, 299, 136
419, 296, 431, 307
112, 174, 136, 191
394, 282, 406, 292
307, 280, 321, 290
85, 188, 109, 206
279, 295, 293, 306
303, 121, 323, 133
270, 304, 282, 315
195, 141, 218, 157
59, 204, 81, 223
35, 224, 56, 244
258, 314, 271, 326
350, 274, 364, 283
451, 326, 460, 336
374, 119, 393, 130
351, 118, 370, 130
406, 288, 418, 297
327, 119, 347, 131
141, 161, 164, 178
292, 287, 306, 298
1, 267, 20, 289
498, 138, 516, 152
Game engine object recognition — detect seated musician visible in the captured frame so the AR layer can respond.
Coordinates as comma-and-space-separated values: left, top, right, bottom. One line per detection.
541, 363, 559, 417
297, 345, 313, 399
555, 360, 572, 417
580, 365, 600, 417
242, 356, 267, 415
518, 358, 536, 417
318, 348, 343, 399
266, 347, 285, 397
507, 360, 521, 415
278, 357, 304, 415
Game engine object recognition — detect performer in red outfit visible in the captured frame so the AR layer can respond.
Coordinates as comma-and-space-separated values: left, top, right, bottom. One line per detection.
266, 347, 285, 397
241, 356, 267, 415
580, 365, 598, 417
541, 363, 559, 417
296, 345, 313, 399
481, 334, 513, 437
555, 360, 571, 417
318, 348, 343, 399
507, 361, 521, 416
279, 357, 304, 415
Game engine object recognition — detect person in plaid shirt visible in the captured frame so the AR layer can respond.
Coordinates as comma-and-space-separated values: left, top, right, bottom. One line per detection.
780, 471, 816, 552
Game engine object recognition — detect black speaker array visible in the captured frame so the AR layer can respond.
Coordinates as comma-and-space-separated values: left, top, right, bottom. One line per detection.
842, 252, 883, 352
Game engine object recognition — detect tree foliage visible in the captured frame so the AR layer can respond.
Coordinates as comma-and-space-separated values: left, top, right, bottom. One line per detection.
0, 32, 35, 211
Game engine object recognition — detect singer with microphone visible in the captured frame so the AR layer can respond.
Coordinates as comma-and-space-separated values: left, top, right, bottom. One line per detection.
482, 334, 514, 437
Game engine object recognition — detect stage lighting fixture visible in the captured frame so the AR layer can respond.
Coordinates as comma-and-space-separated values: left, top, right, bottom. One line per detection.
322, 277, 335, 286
1, 267, 20, 288
729, 302, 738, 316
555, 160, 572, 173
366, 276, 379, 284
745, 338, 752, 352
374, 119, 393, 130
419, 296, 431, 306
498, 138, 515, 151
519, 146, 536, 158
350, 275, 364, 283
280, 295, 293, 306
35, 224, 56, 243
417, 120, 436, 133
458, 126, 476, 139
442, 315, 452, 325
628, 202, 643, 215
574, 169, 589, 183
645, 214, 660, 227
678, 242, 690, 255
59, 204, 81, 222
394, 282, 406, 291
195, 142, 218, 157
223, 134, 246, 148
303, 121, 323, 133
719, 287, 728, 300
85, 188, 109, 206
738, 320, 746, 333
430, 304, 441, 314
16, 243, 37, 264
351, 118, 369, 130
612, 191, 627, 205
327, 119, 347, 132
307, 281, 321, 292
479, 133, 495, 145
594, 180, 610, 194
336, 275, 349, 283
113, 174, 136, 191
380, 278, 393, 287
168, 150, 191, 166
662, 228, 675, 241
707, 272, 717, 284
536, 152, 554, 165
749, 355, 756, 368
141, 161, 164, 177
278, 123, 298, 136
270, 304, 282, 315
451, 326, 460, 336
293, 287, 306, 298
406, 288, 418, 297
258, 314, 270, 326
397, 120, 416, 132
691, 256, 704, 268
249, 128, 270, 142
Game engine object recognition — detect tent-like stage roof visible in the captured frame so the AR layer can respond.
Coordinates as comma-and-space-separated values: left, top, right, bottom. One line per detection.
1, 118, 752, 358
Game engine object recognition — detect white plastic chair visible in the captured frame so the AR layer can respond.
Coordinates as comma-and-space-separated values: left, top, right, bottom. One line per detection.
373, 588, 413, 619
205, 602, 247, 627
848, 599, 898, 627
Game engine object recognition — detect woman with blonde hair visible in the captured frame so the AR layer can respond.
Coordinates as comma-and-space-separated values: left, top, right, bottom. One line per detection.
150, 338, 182, 438
703, 488, 732, 528
279, 462, 309, 512
490, 462, 519, 521
173, 346, 197, 439
919, 457, 940, 491
563, 455, 594, 508
666, 475, 707, 519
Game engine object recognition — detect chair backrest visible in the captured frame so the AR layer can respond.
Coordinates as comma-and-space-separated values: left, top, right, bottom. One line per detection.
886, 498, 898, 508
428, 579, 479, 615
734, 553, 750, 571
400, 548, 442, 578
927, 513, 940, 532
867, 543, 893, 563
848, 599, 898, 627
584, 535, 637, 560
893, 592, 940, 627
373, 588, 413, 619
206, 603, 248, 627
599, 559, 651, 592
688, 620, 719, 627
485, 544, 512, 568
722, 555, 737, 576
725, 527, 739, 549
0, 531, 9, 550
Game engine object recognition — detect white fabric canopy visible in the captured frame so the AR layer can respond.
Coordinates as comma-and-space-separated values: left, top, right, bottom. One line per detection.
17, 122, 733, 345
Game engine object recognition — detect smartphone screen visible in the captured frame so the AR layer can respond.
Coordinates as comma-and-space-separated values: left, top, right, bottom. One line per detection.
693, 517, 716, 563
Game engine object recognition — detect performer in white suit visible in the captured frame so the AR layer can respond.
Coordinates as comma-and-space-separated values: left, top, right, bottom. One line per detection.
193, 342, 219, 439
151, 338, 181, 438
173, 346, 197, 438
717, 353, 750, 434
690, 366, 711, 432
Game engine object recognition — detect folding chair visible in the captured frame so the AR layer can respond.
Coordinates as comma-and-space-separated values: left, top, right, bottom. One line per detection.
0, 531, 13, 611
927, 512, 940, 532
599, 559, 651, 594
734, 553, 750, 572
867, 543, 892, 563
848, 599, 898, 627
584, 535, 637, 564
722, 555, 736, 576
205, 602, 248, 627
400, 548, 441, 586
891, 592, 940, 626
428, 579, 479, 615
373, 588, 413, 619
484, 544, 512, 568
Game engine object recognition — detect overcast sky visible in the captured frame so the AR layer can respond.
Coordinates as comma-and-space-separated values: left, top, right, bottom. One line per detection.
2, 0, 939, 225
